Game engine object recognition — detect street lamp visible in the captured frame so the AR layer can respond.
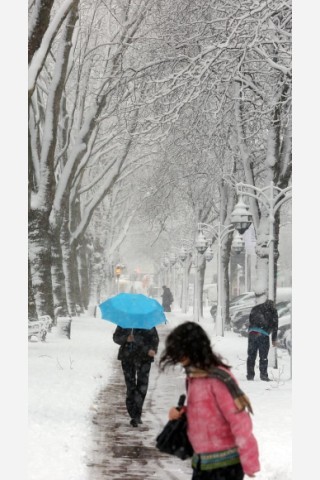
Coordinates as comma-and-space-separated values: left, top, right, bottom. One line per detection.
204, 245, 214, 262
230, 195, 253, 234
231, 231, 245, 254
195, 230, 208, 254
231, 181, 292, 301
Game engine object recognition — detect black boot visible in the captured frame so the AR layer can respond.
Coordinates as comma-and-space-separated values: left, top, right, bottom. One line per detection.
130, 418, 139, 427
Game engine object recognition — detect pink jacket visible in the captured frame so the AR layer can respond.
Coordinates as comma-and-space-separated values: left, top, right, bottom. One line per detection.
186, 368, 260, 476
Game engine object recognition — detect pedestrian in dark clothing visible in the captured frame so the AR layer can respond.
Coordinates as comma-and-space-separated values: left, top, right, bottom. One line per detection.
161, 285, 174, 312
113, 326, 159, 427
247, 299, 278, 381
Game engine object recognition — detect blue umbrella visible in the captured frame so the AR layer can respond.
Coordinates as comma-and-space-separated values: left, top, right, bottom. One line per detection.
99, 293, 166, 329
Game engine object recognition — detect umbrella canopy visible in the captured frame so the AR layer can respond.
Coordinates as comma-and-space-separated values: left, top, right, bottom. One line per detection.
99, 293, 166, 329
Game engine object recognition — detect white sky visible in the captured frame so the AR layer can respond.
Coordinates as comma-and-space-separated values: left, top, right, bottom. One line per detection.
28, 310, 292, 480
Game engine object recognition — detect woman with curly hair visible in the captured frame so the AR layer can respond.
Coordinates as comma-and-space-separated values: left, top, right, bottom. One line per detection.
159, 321, 260, 480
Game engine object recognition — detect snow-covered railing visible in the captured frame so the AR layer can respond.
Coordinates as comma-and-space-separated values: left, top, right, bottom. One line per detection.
28, 315, 53, 342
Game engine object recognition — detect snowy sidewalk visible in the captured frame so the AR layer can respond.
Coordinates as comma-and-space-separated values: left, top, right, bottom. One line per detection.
87, 326, 192, 479
28, 312, 292, 480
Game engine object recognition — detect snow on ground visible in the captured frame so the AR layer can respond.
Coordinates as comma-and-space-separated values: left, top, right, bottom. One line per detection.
27, 308, 292, 480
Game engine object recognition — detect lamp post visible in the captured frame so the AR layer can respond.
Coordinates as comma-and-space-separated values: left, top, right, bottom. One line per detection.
197, 223, 235, 336
231, 181, 292, 301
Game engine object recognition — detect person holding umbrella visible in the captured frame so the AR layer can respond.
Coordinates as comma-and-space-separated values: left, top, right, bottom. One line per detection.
113, 326, 159, 427
99, 293, 165, 427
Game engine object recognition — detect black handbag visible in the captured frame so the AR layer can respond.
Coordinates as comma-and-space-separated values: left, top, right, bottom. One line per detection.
155, 394, 193, 460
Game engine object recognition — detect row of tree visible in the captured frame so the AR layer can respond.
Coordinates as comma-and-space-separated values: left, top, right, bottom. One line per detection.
28, 0, 292, 324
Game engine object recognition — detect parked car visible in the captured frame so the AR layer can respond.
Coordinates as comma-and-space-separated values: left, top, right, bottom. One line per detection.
210, 292, 255, 320
210, 289, 292, 325
277, 312, 291, 348
231, 300, 290, 329
283, 328, 292, 355
229, 292, 256, 321
231, 306, 252, 334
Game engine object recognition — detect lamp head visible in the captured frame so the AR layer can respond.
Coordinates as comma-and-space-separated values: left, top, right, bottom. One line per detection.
230, 195, 252, 234
195, 231, 208, 254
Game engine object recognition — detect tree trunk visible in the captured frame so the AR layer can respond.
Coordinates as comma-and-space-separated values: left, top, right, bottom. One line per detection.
219, 177, 236, 329
199, 257, 205, 317
28, 259, 38, 321
28, 209, 54, 318
51, 231, 68, 322
254, 214, 269, 300
88, 245, 104, 314
77, 241, 90, 310
221, 236, 233, 329
60, 212, 77, 316
28, 0, 55, 64
273, 210, 281, 302
71, 245, 83, 313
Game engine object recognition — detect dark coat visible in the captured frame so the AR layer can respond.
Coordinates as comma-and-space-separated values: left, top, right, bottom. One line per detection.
161, 287, 173, 309
248, 300, 279, 342
113, 326, 159, 362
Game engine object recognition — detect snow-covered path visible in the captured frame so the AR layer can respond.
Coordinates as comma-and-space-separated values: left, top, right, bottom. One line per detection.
28, 311, 292, 480
87, 326, 191, 479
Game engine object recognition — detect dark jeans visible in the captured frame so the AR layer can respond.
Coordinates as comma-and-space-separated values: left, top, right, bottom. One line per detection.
192, 463, 244, 480
121, 359, 151, 420
247, 332, 270, 379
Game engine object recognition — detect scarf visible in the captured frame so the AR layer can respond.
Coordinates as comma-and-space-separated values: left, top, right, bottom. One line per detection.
185, 366, 253, 414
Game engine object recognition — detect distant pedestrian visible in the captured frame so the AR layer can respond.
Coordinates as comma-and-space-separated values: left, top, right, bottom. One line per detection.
159, 321, 260, 480
113, 326, 159, 427
247, 298, 279, 381
161, 285, 173, 312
